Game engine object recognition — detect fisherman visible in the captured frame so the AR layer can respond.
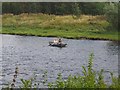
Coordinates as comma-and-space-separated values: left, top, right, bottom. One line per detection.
58, 38, 62, 44
49, 38, 67, 47
53, 38, 62, 44
53, 39, 58, 44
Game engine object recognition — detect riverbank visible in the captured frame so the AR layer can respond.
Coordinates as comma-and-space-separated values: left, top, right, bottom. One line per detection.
1, 13, 119, 41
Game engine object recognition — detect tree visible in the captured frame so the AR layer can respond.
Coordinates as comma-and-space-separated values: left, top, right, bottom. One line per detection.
118, 3, 120, 31
104, 2, 118, 30
72, 3, 81, 19
80, 2, 105, 16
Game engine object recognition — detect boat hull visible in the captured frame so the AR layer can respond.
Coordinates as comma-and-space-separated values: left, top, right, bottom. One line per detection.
49, 42, 67, 47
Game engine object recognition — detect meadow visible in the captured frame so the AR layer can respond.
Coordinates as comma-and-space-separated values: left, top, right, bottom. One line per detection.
1, 13, 119, 41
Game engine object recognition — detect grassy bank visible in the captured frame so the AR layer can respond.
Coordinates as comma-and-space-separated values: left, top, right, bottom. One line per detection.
2, 13, 119, 41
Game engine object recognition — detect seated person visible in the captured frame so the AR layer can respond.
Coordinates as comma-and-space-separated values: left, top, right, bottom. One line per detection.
53, 39, 58, 44
58, 38, 62, 44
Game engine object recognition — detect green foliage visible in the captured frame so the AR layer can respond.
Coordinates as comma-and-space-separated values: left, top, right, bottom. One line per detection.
80, 2, 105, 15
72, 3, 81, 19
20, 79, 32, 88
104, 3, 118, 30
2, 2, 106, 16
96, 69, 106, 88
109, 73, 120, 88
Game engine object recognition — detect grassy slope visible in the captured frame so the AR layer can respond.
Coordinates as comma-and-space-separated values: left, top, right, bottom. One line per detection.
2, 13, 119, 40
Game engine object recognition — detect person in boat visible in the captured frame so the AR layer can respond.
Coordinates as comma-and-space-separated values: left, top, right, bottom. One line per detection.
58, 38, 62, 44
53, 39, 59, 44
53, 38, 62, 44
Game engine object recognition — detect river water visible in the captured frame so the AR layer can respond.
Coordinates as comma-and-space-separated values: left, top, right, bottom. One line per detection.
0, 34, 119, 87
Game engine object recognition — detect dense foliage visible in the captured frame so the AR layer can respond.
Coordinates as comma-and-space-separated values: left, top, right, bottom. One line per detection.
104, 3, 118, 30
2, 2, 106, 15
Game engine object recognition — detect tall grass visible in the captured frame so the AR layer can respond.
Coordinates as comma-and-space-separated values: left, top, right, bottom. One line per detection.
2, 13, 119, 41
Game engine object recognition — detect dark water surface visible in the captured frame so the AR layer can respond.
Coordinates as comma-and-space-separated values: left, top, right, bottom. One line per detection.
1, 34, 119, 87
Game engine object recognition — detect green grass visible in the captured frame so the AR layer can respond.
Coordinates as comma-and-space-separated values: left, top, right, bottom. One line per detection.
1, 13, 119, 41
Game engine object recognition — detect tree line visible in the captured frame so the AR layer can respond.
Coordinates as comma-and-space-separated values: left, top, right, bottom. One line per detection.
2, 2, 106, 15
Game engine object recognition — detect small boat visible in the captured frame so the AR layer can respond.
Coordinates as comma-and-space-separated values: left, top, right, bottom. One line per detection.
49, 41, 67, 47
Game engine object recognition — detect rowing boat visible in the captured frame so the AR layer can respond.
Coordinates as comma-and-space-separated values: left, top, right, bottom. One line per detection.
49, 42, 67, 47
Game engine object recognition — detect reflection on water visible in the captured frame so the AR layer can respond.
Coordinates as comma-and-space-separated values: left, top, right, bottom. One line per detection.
1, 34, 119, 87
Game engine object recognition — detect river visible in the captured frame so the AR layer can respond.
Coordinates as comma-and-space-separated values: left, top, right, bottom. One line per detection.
0, 34, 119, 87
